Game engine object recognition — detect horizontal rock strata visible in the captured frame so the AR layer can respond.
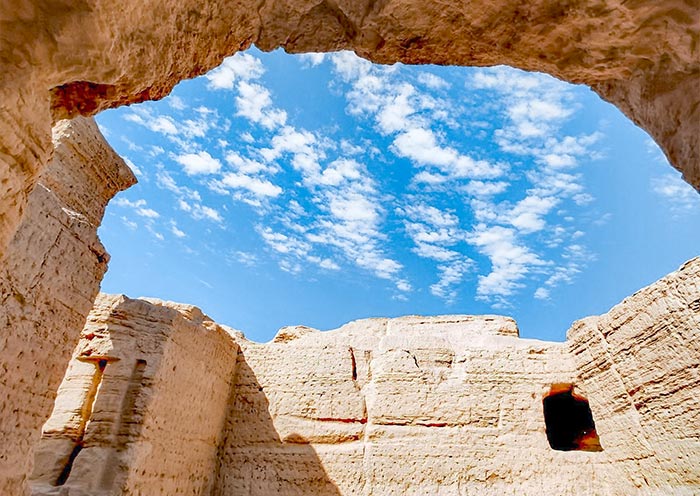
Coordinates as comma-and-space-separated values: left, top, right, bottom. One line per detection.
0, 0, 698, 254
29, 258, 700, 495
0, 117, 135, 496
30, 294, 239, 496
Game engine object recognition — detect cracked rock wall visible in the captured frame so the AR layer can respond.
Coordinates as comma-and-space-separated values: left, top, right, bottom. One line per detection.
28, 259, 700, 495
0, 117, 135, 495
31, 294, 239, 496
0, 0, 698, 254
569, 257, 700, 493
215, 316, 599, 495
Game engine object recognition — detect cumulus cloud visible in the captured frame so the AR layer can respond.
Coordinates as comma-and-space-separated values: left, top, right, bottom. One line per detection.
113, 197, 161, 219
652, 172, 700, 214
417, 72, 450, 90
467, 224, 545, 305
400, 203, 474, 301
125, 109, 179, 135
218, 172, 283, 198
104, 49, 610, 308
430, 259, 473, 303
533, 244, 595, 300
298, 53, 327, 67
174, 151, 222, 175
170, 221, 186, 238
205, 52, 265, 90
329, 53, 504, 183
235, 81, 288, 129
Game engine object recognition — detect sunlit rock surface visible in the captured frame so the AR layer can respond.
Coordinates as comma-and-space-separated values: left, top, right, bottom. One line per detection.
0, 0, 698, 254
1, 2, 698, 493
0, 117, 135, 495
30, 258, 700, 495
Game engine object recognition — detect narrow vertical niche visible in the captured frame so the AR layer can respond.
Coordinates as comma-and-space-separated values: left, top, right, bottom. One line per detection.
116, 359, 148, 442
542, 384, 602, 452
55, 358, 109, 486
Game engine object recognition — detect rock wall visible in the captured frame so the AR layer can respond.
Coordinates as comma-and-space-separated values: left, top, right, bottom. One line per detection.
0, 0, 698, 253
214, 316, 607, 495
569, 257, 700, 493
30, 294, 240, 496
0, 117, 135, 495
29, 259, 700, 495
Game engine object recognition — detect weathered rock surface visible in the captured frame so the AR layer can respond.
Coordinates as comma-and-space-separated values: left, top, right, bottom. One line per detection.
29, 258, 700, 495
30, 294, 239, 496
217, 316, 591, 495
0, 0, 698, 253
0, 117, 135, 496
569, 257, 700, 493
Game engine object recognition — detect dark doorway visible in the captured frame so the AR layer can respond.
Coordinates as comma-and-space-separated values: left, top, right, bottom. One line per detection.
543, 384, 602, 452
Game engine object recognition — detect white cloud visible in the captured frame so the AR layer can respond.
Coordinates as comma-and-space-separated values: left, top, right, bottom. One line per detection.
318, 258, 340, 270
121, 216, 137, 230
225, 151, 276, 175
191, 204, 223, 222
113, 197, 160, 218
232, 251, 258, 267
235, 81, 287, 129
136, 207, 160, 219
534, 287, 550, 300
168, 95, 186, 110
462, 180, 509, 197
430, 259, 473, 303
124, 157, 144, 177
505, 195, 559, 234
298, 53, 326, 67
174, 151, 222, 175
260, 227, 311, 257
170, 222, 186, 238
329, 51, 373, 82
105, 51, 612, 309
328, 54, 503, 184
205, 52, 265, 90
376, 83, 416, 134
400, 203, 474, 302
652, 172, 700, 214
417, 72, 450, 90
393, 128, 502, 179
329, 194, 378, 222
114, 197, 146, 208
533, 244, 595, 299
157, 172, 222, 224
467, 224, 545, 304
261, 126, 325, 183
124, 109, 179, 135
219, 172, 283, 198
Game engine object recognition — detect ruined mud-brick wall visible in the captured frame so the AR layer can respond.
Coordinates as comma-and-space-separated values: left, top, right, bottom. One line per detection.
216, 316, 607, 496
28, 259, 700, 496
31, 294, 239, 496
0, 117, 135, 496
569, 257, 700, 493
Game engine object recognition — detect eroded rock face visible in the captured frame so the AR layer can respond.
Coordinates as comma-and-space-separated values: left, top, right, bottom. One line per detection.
0, 117, 135, 495
30, 294, 239, 496
30, 258, 700, 495
568, 257, 700, 492
0, 0, 698, 253
216, 316, 591, 495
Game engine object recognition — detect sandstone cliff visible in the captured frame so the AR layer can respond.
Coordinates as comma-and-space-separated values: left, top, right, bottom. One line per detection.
0, 0, 698, 254
30, 258, 700, 495
0, 117, 135, 495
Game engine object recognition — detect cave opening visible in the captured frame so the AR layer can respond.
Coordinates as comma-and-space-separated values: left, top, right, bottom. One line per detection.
543, 384, 602, 452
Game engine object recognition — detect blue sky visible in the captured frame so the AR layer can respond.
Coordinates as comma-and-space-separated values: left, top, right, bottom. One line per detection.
96, 47, 700, 343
